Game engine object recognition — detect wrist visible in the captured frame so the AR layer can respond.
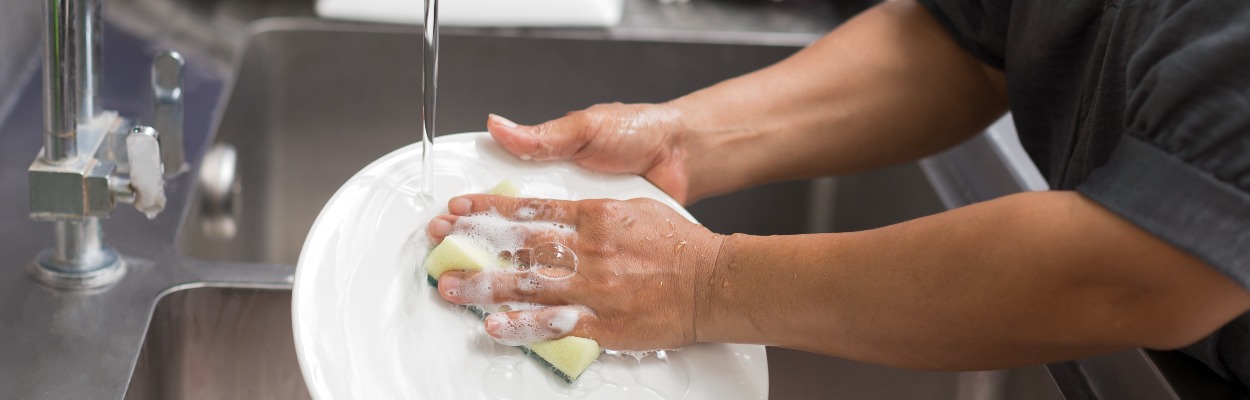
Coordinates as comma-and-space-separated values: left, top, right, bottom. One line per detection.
660, 98, 710, 201
692, 232, 741, 344
662, 98, 759, 202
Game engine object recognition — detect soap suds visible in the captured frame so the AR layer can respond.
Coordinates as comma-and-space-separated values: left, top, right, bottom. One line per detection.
486, 306, 589, 347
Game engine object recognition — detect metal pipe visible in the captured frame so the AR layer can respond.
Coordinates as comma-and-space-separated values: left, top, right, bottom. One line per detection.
41, 0, 109, 275
42, 0, 82, 163
52, 219, 104, 270
76, 0, 102, 124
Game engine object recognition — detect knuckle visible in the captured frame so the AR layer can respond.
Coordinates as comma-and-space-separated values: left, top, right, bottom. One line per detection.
566, 110, 594, 129
625, 197, 660, 208
581, 199, 622, 218
587, 239, 618, 259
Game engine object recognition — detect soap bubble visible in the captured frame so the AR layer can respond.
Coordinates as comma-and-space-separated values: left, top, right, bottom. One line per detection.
533, 242, 578, 279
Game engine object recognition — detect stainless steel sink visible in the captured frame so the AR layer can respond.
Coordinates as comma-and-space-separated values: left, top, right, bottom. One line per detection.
125, 287, 310, 400
167, 19, 1063, 399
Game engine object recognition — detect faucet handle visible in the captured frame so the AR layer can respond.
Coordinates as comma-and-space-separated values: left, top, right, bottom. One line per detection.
126, 126, 166, 219
152, 51, 185, 177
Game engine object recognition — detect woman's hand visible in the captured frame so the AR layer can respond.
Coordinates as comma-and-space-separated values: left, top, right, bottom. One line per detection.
486, 104, 697, 204
426, 194, 724, 350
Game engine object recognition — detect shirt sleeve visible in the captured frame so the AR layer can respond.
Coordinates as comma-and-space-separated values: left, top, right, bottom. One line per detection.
1077, 3, 1250, 289
915, 0, 1011, 70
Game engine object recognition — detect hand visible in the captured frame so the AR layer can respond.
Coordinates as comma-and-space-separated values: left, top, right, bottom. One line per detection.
486, 103, 695, 204
426, 194, 724, 350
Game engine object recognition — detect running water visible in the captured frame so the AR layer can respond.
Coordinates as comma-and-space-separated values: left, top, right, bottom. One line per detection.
420, 0, 440, 195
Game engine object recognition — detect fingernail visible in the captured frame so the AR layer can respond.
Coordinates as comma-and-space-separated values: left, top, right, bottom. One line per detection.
428, 218, 453, 238
449, 197, 472, 215
439, 276, 461, 299
484, 315, 503, 337
489, 114, 520, 129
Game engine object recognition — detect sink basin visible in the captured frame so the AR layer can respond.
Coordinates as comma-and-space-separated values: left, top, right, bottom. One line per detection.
169, 19, 1064, 399
125, 287, 311, 400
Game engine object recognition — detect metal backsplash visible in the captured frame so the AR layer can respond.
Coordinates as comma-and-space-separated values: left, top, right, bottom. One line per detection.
0, 0, 42, 120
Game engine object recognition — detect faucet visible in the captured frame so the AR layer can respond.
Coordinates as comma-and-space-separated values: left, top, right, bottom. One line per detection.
27, 0, 185, 289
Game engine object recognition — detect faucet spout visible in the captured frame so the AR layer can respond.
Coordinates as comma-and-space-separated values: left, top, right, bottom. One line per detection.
42, 0, 102, 164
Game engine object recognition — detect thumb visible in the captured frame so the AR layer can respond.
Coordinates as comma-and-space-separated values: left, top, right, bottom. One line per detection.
487, 113, 587, 161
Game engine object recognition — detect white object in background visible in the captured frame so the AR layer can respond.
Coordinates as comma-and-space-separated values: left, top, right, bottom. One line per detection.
293, 132, 769, 400
316, 0, 625, 27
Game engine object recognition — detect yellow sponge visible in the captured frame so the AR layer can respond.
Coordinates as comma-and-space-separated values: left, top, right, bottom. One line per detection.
487, 179, 523, 197
526, 336, 602, 382
423, 235, 501, 278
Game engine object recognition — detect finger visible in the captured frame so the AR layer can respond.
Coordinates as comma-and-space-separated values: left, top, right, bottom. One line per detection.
483, 305, 594, 346
426, 215, 458, 241
487, 113, 589, 161
448, 194, 579, 224
438, 270, 570, 306
440, 212, 575, 250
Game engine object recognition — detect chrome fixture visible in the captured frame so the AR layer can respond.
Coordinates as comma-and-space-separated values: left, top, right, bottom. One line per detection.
27, 0, 186, 289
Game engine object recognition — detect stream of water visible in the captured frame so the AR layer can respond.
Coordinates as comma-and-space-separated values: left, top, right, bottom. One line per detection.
420, 0, 440, 195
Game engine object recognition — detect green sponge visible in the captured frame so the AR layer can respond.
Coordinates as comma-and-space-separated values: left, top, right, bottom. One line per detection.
425, 233, 601, 383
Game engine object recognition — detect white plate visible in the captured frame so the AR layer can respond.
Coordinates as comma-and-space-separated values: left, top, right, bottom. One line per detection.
293, 132, 769, 399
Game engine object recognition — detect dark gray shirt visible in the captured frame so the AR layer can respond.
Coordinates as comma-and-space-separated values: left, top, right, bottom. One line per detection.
916, 0, 1250, 387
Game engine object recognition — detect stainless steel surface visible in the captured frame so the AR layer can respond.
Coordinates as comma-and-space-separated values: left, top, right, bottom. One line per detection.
27, 112, 121, 221
124, 287, 311, 400
920, 114, 1048, 210
44, 0, 88, 161
76, 0, 104, 124
196, 143, 242, 240
0, 1, 41, 118
152, 51, 186, 176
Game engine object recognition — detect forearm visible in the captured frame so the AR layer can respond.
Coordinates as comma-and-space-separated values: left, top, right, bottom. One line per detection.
695, 191, 1250, 370
670, 0, 1007, 201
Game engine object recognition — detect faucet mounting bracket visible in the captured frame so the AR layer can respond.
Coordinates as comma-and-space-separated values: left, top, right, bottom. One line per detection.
28, 112, 124, 221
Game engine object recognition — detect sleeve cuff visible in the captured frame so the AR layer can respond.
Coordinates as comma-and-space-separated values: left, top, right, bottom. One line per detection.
1078, 135, 1250, 290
